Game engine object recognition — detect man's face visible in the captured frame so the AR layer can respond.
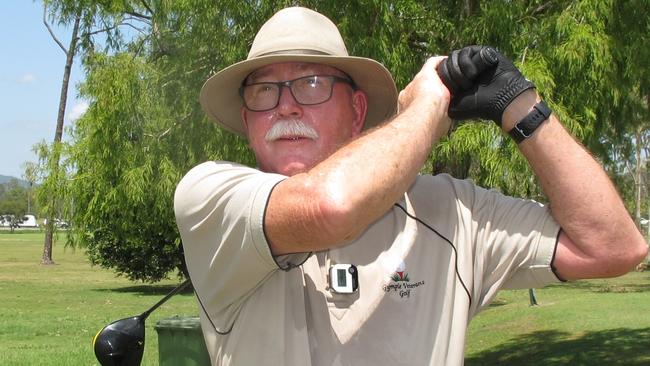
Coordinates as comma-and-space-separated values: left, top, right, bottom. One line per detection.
241, 62, 367, 176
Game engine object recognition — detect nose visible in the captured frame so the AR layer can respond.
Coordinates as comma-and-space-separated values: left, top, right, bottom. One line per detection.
275, 85, 303, 118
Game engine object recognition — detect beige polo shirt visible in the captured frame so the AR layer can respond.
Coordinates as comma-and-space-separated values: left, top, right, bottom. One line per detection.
174, 161, 561, 366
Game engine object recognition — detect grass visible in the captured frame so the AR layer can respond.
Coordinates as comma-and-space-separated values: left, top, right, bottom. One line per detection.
465, 272, 650, 365
1, 231, 649, 365
0, 231, 197, 366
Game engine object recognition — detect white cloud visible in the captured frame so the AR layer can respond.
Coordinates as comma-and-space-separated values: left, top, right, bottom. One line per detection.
67, 101, 89, 121
20, 73, 36, 83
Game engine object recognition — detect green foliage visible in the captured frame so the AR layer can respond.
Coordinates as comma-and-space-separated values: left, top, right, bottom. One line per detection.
51, 0, 649, 281
426, 0, 648, 204
42, 0, 139, 53
70, 53, 198, 281
0, 181, 30, 217
33, 140, 69, 226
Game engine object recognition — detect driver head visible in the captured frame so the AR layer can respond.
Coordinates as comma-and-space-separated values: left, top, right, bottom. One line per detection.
93, 316, 145, 366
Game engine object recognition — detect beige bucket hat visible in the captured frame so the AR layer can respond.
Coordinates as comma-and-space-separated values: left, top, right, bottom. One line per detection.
199, 7, 398, 137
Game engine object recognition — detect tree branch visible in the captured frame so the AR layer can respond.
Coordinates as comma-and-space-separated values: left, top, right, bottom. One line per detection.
82, 24, 120, 38
627, 161, 641, 185
531, 1, 553, 16
80, 19, 148, 40
125, 11, 152, 20
139, 0, 154, 16
129, 35, 151, 59
123, 15, 151, 26
120, 21, 148, 34
43, 5, 68, 54
521, 46, 529, 64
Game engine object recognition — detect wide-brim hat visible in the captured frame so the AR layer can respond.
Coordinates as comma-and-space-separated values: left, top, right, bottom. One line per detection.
199, 7, 398, 137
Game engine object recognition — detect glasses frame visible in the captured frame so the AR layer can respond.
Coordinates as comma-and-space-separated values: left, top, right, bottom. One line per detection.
239, 74, 356, 112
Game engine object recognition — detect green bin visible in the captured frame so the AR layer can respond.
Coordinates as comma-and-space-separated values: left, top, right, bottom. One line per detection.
155, 316, 211, 365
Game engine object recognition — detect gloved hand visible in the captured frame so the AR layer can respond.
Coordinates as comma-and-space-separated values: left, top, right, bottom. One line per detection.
436, 45, 536, 126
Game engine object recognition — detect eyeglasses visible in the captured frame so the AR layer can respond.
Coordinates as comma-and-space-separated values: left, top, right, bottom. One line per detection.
240, 75, 355, 112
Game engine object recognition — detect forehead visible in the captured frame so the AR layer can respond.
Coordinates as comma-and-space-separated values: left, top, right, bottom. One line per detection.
247, 62, 346, 81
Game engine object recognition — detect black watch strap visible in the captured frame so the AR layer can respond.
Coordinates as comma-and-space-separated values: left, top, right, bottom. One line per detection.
508, 101, 552, 143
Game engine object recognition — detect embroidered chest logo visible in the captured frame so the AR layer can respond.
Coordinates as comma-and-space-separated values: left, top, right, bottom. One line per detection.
382, 261, 425, 299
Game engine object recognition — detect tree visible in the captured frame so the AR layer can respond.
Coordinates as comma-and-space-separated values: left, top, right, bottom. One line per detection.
588, 0, 650, 234
65, 1, 257, 281
609, 1, 650, 231
0, 180, 29, 223
38, 0, 145, 264
630, 128, 648, 228
60, 0, 649, 281
39, 0, 82, 265
22, 162, 38, 214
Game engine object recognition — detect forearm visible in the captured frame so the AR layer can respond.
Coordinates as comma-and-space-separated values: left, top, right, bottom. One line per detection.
268, 98, 449, 254
430, 44, 645, 278
503, 91, 647, 278
313, 97, 449, 230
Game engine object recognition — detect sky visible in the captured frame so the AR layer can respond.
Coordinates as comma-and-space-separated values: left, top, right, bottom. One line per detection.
0, 1, 87, 179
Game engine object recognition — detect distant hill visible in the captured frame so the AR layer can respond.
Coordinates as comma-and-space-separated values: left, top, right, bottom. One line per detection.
0, 175, 29, 187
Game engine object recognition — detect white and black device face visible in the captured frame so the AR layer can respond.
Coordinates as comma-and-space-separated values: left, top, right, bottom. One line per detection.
328, 264, 359, 293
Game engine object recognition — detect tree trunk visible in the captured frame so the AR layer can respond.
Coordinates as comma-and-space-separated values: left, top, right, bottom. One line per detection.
634, 126, 643, 228
528, 288, 538, 306
42, 13, 81, 265
27, 184, 31, 214
42, 221, 54, 265
643, 94, 650, 242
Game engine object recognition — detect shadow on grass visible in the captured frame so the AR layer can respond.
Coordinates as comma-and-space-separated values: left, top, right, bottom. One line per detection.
487, 298, 508, 308
94, 283, 195, 296
547, 278, 650, 293
465, 328, 650, 366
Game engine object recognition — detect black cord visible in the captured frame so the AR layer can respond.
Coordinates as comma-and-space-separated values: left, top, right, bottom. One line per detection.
196, 203, 474, 336
394, 203, 473, 308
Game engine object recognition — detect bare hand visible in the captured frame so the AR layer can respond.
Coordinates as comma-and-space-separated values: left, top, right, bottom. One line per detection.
398, 56, 450, 112
398, 57, 452, 136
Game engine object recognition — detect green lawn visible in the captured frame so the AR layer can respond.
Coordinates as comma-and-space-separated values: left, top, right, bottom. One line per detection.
0, 231, 197, 366
1, 231, 649, 365
466, 270, 650, 365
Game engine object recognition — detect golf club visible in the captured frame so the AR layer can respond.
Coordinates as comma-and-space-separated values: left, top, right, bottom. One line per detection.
93, 278, 192, 366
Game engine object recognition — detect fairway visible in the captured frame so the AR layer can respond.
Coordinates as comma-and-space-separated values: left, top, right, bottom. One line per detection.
465, 266, 650, 364
0, 231, 197, 366
1, 232, 649, 365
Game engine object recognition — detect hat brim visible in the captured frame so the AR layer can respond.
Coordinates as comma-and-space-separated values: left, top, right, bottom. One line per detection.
199, 54, 398, 137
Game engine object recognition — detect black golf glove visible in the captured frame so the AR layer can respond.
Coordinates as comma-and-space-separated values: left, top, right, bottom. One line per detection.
437, 45, 536, 126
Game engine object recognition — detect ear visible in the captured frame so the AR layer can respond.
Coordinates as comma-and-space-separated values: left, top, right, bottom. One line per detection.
350, 90, 368, 136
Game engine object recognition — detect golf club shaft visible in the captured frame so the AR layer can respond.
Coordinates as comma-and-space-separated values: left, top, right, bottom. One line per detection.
140, 278, 192, 320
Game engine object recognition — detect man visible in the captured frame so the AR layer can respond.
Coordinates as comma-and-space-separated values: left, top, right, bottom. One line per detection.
174, 7, 647, 366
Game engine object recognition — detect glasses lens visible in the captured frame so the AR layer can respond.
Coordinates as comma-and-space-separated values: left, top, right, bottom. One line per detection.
242, 75, 348, 111
242, 83, 279, 111
291, 76, 334, 105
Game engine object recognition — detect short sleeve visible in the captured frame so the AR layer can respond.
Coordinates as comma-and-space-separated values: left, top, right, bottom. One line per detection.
174, 161, 292, 328
426, 176, 562, 313
466, 183, 562, 308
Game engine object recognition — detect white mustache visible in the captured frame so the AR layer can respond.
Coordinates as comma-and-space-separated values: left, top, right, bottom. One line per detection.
265, 119, 319, 142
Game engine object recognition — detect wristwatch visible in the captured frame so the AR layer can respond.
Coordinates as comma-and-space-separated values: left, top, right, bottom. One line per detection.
508, 101, 552, 143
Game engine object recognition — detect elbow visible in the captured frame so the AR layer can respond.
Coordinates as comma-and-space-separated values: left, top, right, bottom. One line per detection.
316, 192, 365, 245
268, 174, 365, 254
622, 232, 648, 273
553, 229, 647, 280
629, 239, 648, 269
603, 237, 648, 278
